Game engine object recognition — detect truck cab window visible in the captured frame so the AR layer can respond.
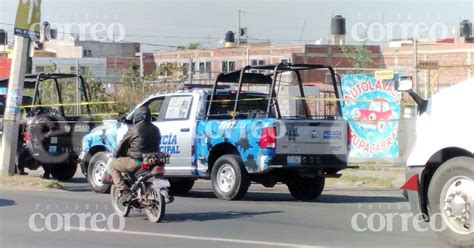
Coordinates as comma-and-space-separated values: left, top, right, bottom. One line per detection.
145, 97, 165, 121
164, 96, 193, 120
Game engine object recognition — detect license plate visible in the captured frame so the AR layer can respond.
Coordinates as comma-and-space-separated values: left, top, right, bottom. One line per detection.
153, 179, 170, 188
287, 156, 301, 166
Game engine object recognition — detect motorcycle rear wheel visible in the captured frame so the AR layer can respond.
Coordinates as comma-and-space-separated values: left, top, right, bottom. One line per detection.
145, 184, 165, 223
110, 185, 131, 217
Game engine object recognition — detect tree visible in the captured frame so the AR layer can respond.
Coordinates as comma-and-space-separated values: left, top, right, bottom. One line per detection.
81, 70, 109, 116
176, 43, 201, 50
341, 45, 373, 68
186, 43, 201, 50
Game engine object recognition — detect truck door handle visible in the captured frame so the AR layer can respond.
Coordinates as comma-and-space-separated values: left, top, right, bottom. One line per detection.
180, 128, 190, 132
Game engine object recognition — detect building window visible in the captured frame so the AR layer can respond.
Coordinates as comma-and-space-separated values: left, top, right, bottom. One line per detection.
250, 59, 265, 73
205, 61, 211, 73
251, 59, 265, 66
182, 63, 189, 76
70, 66, 76, 73
199, 62, 205, 73
83, 49, 92, 57
280, 58, 290, 64
35, 66, 45, 73
222, 60, 235, 73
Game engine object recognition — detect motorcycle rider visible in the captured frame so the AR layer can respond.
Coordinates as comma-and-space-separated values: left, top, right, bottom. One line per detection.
110, 105, 161, 203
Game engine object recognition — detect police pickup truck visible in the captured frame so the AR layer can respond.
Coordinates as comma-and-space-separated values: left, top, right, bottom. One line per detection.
398, 77, 474, 246
81, 64, 350, 201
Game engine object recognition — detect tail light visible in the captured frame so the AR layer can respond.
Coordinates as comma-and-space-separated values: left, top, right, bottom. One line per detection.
259, 127, 276, 149
153, 166, 165, 175
23, 132, 31, 142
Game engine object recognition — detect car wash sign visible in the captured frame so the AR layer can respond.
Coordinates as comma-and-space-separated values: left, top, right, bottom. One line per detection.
341, 74, 401, 158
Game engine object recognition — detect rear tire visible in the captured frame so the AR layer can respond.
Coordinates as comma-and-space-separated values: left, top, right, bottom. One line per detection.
287, 175, 325, 201
87, 152, 111, 193
145, 184, 166, 223
169, 179, 195, 195
427, 157, 474, 247
211, 155, 250, 201
50, 162, 77, 181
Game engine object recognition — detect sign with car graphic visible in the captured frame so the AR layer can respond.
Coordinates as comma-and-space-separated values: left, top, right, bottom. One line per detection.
341, 74, 401, 158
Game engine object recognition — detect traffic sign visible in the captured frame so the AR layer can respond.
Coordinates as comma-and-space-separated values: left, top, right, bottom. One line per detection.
374, 70, 394, 80
418, 61, 439, 69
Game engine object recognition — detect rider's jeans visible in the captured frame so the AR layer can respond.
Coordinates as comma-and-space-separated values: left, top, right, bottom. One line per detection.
110, 157, 138, 191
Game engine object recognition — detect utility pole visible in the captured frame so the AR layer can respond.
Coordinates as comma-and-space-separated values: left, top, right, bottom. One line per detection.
299, 18, 307, 44
75, 59, 81, 116
1, 0, 41, 176
139, 52, 145, 99
188, 57, 193, 84
413, 38, 418, 93
237, 9, 242, 46
0, 37, 29, 176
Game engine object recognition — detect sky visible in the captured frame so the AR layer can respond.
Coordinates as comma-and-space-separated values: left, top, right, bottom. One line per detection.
0, 0, 473, 51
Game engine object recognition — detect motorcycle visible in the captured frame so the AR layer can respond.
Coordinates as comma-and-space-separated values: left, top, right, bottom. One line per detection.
106, 153, 173, 223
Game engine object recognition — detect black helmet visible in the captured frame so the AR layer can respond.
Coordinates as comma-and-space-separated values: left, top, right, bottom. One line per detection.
133, 106, 151, 124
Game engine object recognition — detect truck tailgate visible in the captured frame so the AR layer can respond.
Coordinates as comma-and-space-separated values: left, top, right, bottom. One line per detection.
276, 119, 348, 155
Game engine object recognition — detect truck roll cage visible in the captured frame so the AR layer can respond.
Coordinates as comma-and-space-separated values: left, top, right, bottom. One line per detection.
206, 63, 342, 120
26, 73, 92, 117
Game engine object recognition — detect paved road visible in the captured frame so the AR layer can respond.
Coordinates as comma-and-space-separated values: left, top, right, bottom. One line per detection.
0, 177, 447, 248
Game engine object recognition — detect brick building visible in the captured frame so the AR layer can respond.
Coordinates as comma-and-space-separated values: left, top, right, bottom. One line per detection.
145, 39, 474, 98
147, 43, 384, 84
382, 38, 474, 96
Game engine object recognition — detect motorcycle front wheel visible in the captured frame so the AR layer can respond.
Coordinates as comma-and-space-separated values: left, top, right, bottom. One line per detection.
110, 185, 131, 217
145, 183, 165, 223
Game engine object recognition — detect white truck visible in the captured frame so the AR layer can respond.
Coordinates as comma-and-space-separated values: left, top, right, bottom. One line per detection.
398, 77, 474, 247
81, 64, 351, 201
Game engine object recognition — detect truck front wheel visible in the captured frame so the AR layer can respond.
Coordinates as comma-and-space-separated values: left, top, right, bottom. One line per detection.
50, 163, 77, 181
287, 175, 325, 201
87, 152, 111, 193
211, 155, 250, 200
428, 157, 474, 247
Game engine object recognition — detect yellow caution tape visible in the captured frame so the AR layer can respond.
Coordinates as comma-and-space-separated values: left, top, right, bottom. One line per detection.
19, 101, 116, 109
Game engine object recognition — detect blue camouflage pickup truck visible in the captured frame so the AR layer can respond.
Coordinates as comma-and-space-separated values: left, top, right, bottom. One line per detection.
80, 63, 350, 200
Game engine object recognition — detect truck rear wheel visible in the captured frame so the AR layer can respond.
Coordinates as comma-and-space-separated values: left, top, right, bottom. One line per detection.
87, 152, 111, 193
169, 179, 195, 195
287, 175, 325, 201
211, 155, 250, 201
428, 157, 474, 247
51, 163, 77, 181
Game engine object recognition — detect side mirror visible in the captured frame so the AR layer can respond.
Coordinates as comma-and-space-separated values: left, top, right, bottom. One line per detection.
395, 76, 414, 92
395, 76, 428, 114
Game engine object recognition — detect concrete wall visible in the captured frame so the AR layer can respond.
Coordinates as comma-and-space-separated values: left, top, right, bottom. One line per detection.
41, 40, 140, 59
32, 57, 108, 79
